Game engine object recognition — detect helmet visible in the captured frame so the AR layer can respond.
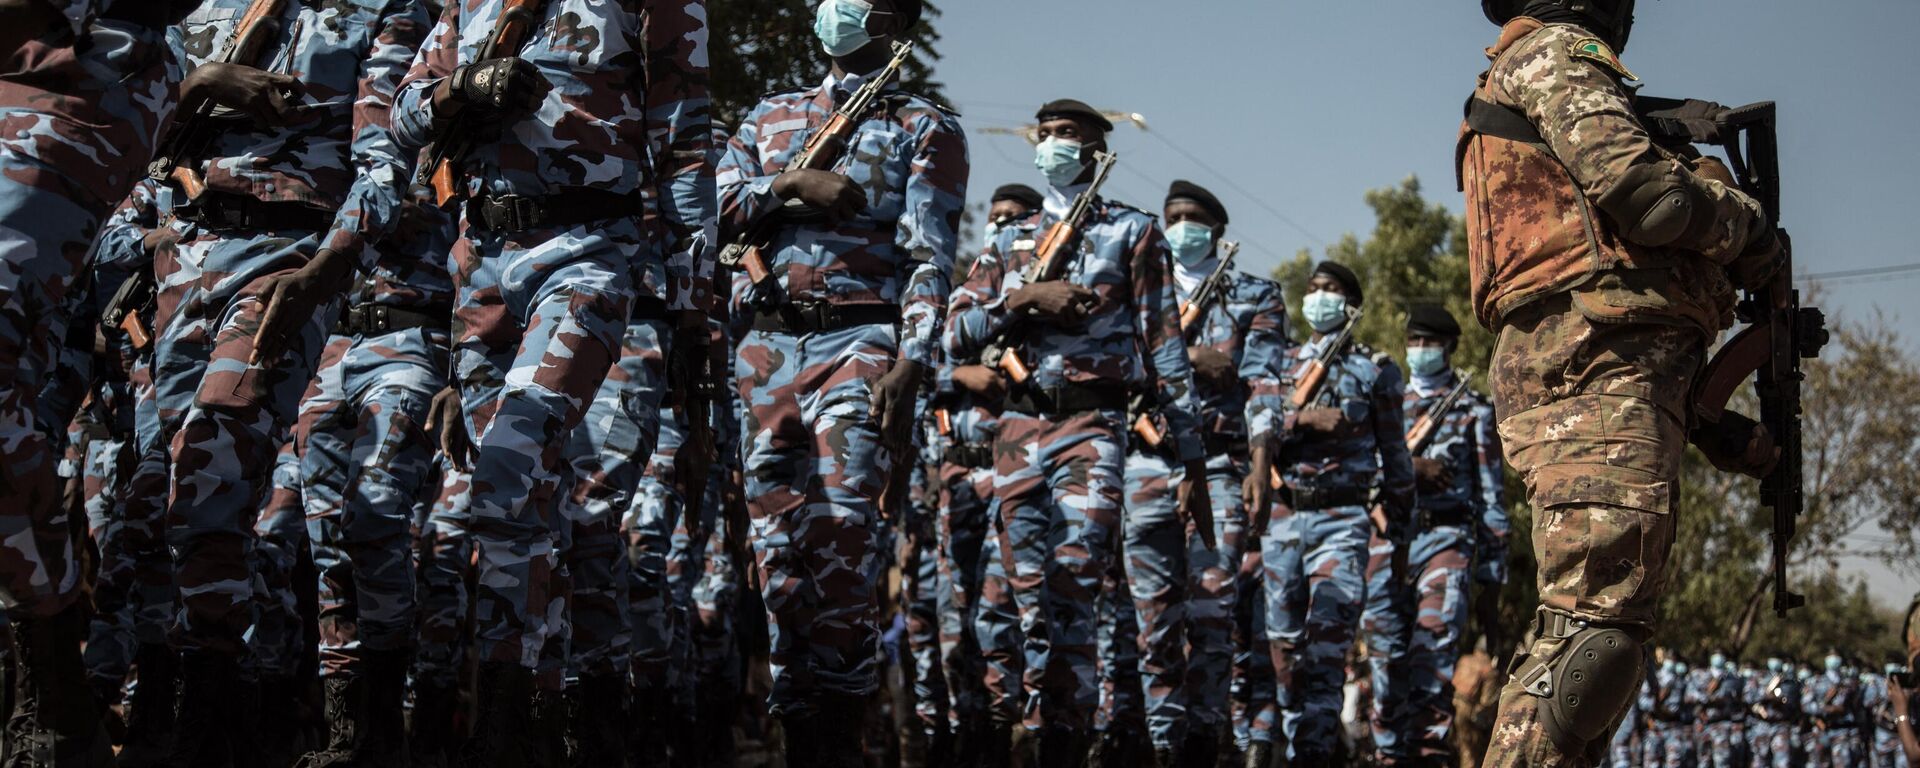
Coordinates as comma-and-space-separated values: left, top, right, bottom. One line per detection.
1483, 0, 1638, 50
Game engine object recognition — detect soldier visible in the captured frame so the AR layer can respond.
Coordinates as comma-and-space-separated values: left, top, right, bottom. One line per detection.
1804, 653, 1862, 767
1461, 2, 1785, 763
930, 183, 1038, 764
717, 0, 967, 760
1693, 652, 1746, 768
1261, 261, 1414, 764
1639, 658, 1694, 768
944, 98, 1205, 763
392, 0, 715, 758
1362, 305, 1511, 765
1112, 180, 1287, 766
0, 1, 190, 760
1750, 656, 1801, 768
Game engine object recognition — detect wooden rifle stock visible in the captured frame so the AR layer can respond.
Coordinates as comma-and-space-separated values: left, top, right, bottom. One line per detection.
148, 0, 290, 194
997, 152, 1119, 384
1287, 361, 1329, 410
421, 0, 545, 206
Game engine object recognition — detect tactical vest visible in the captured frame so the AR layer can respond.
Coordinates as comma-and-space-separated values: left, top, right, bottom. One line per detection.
1457, 19, 1735, 333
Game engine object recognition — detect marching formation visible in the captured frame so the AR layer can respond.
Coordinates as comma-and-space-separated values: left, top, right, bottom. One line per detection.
0, 0, 1882, 767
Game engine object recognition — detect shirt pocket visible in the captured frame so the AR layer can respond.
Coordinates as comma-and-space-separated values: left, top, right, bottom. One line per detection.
847, 125, 907, 215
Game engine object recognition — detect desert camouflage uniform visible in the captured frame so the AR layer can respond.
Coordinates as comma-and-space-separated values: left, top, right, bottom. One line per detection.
718, 69, 967, 717
0, 0, 178, 618
1362, 370, 1509, 761
391, 0, 714, 674
1460, 18, 1774, 766
1263, 335, 1414, 762
944, 188, 1203, 742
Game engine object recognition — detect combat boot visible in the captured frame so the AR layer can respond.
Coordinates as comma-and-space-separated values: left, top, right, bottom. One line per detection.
627, 684, 671, 768
295, 670, 367, 767
3, 605, 116, 768
978, 722, 1013, 768
1240, 742, 1273, 768
1179, 723, 1220, 768
463, 662, 536, 768
362, 650, 409, 765
564, 673, 629, 768
116, 643, 176, 768
168, 650, 242, 768
406, 677, 458, 768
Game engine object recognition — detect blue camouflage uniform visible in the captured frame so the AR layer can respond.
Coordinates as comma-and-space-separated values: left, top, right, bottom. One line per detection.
1804, 668, 1862, 767
1748, 665, 1802, 768
1870, 671, 1909, 768
1691, 662, 1748, 768
1640, 663, 1696, 768
1263, 333, 1415, 762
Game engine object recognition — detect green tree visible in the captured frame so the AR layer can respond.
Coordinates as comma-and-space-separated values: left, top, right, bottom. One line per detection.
708, 0, 948, 126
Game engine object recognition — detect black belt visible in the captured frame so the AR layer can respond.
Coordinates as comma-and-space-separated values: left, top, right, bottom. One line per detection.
1202, 433, 1248, 457
943, 443, 993, 470
1281, 484, 1371, 511
1002, 382, 1130, 418
750, 302, 899, 335
174, 193, 335, 233
630, 296, 670, 323
334, 304, 450, 336
465, 188, 642, 233
1419, 507, 1474, 529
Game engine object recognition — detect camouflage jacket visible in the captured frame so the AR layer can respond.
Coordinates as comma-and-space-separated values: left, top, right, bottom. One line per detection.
393, 0, 717, 313
1686, 668, 1746, 723
1749, 671, 1800, 722
945, 198, 1205, 464
717, 72, 969, 368
1803, 672, 1859, 726
1459, 18, 1768, 333
0, 1, 178, 210
1404, 372, 1509, 584
1641, 666, 1694, 722
1273, 336, 1414, 528
1173, 257, 1290, 446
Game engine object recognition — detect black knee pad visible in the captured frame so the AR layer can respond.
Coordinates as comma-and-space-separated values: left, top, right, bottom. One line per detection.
1520, 622, 1643, 752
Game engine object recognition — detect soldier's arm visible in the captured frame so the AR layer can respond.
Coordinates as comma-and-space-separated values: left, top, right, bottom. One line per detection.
1372, 359, 1416, 529
1240, 278, 1291, 451
642, 0, 716, 318
391, 0, 461, 152
93, 180, 165, 270
319, 0, 433, 273
1132, 222, 1204, 464
892, 108, 969, 368
715, 104, 788, 237
1499, 30, 1768, 261
1469, 398, 1512, 585
941, 237, 1011, 363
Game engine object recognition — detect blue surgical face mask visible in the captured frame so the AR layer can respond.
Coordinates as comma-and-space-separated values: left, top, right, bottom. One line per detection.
1766, 658, 1783, 673
1406, 346, 1447, 377
983, 221, 1002, 242
1674, 662, 1689, 675
814, 0, 873, 57
1165, 221, 1215, 266
1824, 655, 1843, 672
1710, 654, 1727, 671
1302, 290, 1349, 334
1034, 137, 1087, 188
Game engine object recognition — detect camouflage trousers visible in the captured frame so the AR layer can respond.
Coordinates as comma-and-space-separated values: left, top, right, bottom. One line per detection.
1701, 721, 1745, 767
414, 462, 472, 688
1232, 546, 1280, 750
0, 163, 108, 616
1640, 722, 1695, 768
154, 225, 336, 655
735, 323, 899, 716
1096, 556, 1145, 737
935, 457, 997, 733
1364, 522, 1481, 760
1874, 725, 1906, 768
1805, 729, 1861, 768
297, 327, 450, 675
81, 378, 145, 689
902, 458, 948, 736
1748, 721, 1794, 768
1486, 300, 1703, 767
561, 318, 668, 678
1262, 503, 1372, 761
250, 439, 307, 678
94, 356, 176, 676
1117, 449, 1250, 748
981, 409, 1125, 734
658, 427, 742, 710
452, 223, 633, 670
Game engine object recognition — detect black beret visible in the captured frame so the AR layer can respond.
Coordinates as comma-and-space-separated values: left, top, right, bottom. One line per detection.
893, 0, 923, 29
1312, 261, 1363, 307
1406, 304, 1462, 338
1036, 99, 1114, 133
1165, 180, 1228, 226
991, 184, 1042, 210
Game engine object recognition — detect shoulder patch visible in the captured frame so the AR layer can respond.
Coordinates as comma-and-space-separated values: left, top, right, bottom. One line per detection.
1568, 36, 1638, 82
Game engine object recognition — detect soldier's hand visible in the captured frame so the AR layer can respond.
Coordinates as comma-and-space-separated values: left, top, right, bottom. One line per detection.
424, 387, 472, 472
1187, 346, 1236, 391
182, 63, 307, 126
1178, 459, 1216, 552
0, 2, 57, 61
437, 57, 551, 123
1413, 456, 1454, 493
1690, 156, 1738, 188
141, 227, 181, 256
1727, 228, 1786, 291
1242, 443, 1273, 529
1006, 281, 1096, 327
869, 358, 927, 452
250, 248, 352, 366
1294, 406, 1346, 434
772, 169, 867, 224
952, 364, 1006, 402
1368, 505, 1391, 539
1690, 412, 1780, 479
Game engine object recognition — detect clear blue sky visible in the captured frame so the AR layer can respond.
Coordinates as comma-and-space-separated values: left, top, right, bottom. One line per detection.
930, 0, 1920, 604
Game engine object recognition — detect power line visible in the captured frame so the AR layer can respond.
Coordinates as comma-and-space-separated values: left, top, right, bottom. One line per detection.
1138, 130, 1326, 247
1797, 263, 1920, 283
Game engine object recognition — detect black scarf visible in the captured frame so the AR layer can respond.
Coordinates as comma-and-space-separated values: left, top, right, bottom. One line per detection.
1522, 2, 1599, 29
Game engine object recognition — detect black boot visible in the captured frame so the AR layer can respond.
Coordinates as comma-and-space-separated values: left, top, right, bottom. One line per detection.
1241, 742, 1272, 768
1179, 724, 1220, 768
295, 671, 366, 767
407, 677, 458, 768
362, 650, 409, 766
628, 684, 671, 768
462, 663, 535, 768
248, 673, 310, 768
117, 643, 176, 768
565, 673, 630, 768
168, 650, 241, 768
978, 722, 1013, 768
3, 606, 115, 768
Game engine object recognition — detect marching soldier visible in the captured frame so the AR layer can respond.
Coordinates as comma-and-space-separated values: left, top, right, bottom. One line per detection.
1461, 1, 1784, 763
944, 98, 1205, 763
717, 0, 967, 760
1804, 653, 1862, 767
1693, 652, 1746, 768
1750, 657, 1802, 768
1640, 657, 1695, 768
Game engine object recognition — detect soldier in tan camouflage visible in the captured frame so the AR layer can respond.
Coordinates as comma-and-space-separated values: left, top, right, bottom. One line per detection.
1460, 1, 1785, 765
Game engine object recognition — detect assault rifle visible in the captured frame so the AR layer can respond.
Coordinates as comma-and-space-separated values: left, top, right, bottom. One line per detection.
1268, 306, 1364, 491
415, 0, 547, 206
718, 42, 916, 302
1404, 375, 1471, 455
1132, 240, 1239, 450
101, 270, 158, 350
1667, 99, 1827, 618
987, 151, 1119, 385
147, 0, 291, 198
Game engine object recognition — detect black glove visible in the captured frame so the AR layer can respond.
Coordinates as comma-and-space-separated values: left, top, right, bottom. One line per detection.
446, 57, 551, 123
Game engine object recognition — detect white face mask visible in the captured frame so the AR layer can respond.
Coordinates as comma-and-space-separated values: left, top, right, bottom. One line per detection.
1034, 136, 1087, 188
